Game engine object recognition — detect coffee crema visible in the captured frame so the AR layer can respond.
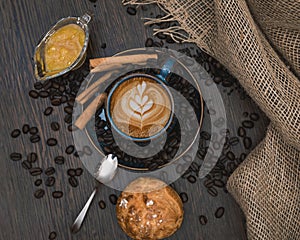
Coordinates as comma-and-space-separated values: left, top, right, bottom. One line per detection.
110, 76, 172, 138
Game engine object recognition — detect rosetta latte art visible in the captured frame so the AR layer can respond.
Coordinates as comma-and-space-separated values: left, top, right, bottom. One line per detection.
110, 77, 172, 138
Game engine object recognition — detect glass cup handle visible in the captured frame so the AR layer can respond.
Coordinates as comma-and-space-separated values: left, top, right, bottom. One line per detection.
156, 58, 176, 83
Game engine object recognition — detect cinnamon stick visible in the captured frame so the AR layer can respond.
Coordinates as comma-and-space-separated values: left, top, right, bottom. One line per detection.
90, 53, 158, 72
74, 93, 107, 130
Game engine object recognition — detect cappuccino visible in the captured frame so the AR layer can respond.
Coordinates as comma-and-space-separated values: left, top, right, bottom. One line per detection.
110, 76, 172, 138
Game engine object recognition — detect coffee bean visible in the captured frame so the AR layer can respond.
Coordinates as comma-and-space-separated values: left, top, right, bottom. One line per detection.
187, 175, 197, 183
156, 32, 166, 40
64, 106, 73, 114
49, 231, 57, 240
39, 90, 49, 98
30, 167, 43, 176
54, 156, 65, 165
166, 35, 175, 44
250, 113, 260, 121
214, 179, 225, 188
75, 168, 83, 176
67, 124, 77, 132
68, 176, 78, 187
45, 177, 55, 187
199, 215, 208, 225
200, 131, 211, 140
29, 90, 39, 99
215, 207, 225, 218
47, 138, 57, 146
30, 135, 41, 143
43, 80, 52, 90
45, 167, 55, 176
242, 120, 254, 129
22, 124, 30, 134
148, 162, 159, 171
34, 81, 43, 90
34, 189, 45, 199
226, 151, 235, 161
50, 122, 60, 131
204, 179, 214, 188
65, 145, 75, 154
109, 194, 118, 205
179, 192, 188, 203
238, 127, 246, 137
44, 107, 53, 116
51, 98, 61, 106
207, 187, 218, 197
145, 38, 153, 47
27, 152, 38, 163
34, 179, 42, 186
98, 200, 106, 209
243, 137, 252, 149
190, 162, 200, 172
127, 6, 137, 15
29, 127, 38, 135
10, 152, 22, 161
83, 146, 92, 155
22, 160, 32, 170
52, 191, 63, 199
11, 129, 21, 138
67, 169, 76, 176
240, 153, 246, 161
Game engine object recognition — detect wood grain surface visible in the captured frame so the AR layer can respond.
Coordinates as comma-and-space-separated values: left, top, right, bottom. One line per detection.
0, 0, 269, 239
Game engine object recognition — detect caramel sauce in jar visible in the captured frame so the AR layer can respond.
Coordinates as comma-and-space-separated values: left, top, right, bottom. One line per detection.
45, 24, 85, 71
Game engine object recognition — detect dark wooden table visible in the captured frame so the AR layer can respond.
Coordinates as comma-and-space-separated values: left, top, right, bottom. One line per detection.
0, 1, 270, 239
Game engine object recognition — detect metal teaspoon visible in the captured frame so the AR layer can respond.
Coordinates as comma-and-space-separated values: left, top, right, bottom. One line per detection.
71, 154, 118, 233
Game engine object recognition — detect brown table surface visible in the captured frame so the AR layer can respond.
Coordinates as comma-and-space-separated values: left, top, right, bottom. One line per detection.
0, 1, 270, 239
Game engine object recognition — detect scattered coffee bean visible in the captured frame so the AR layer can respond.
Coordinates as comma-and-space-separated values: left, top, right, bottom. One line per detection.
11, 129, 21, 138
243, 137, 252, 149
65, 145, 75, 154
45, 167, 55, 176
187, 175, 197, 184
145, 38, 153, 47
75, 168, 83, 176
30, 135, 41, 143
47, 138, 57, 146
39, 90, 49, 98
214, 179, 225, 188
34, 179, 42, 186
204, 179, 214, 188
68, 176, 78, 187
22, 160, 32, 170
10, 152, 22, 161
226, 151, 235, 161
51, 98, 61, 106
52, 191, 63, 199
64, 106, 73, 114
242, 120, 254, 129
30, 127, 39, 135
34, 189, 45, 199
29, 90, 39, 99
50, 122, 60, 131
22, 124, 30, 134
179, 192, 188, 203
30, 167, 43, 176
45, 177, 55, 187
67, 169, 76, 176
127, 6, 137, 15
238, 126, 246, 137
250, 113, 259, 121
98, 200, 106, 209
44, 107, 53, 116
49, 231, 57, 240
199, 215, 208, 225
207, 187, 218, 197
53, 156, 64, 165
34, 81, 43, 90
109, 194, 118, 205
215, 207, 225, 218
27, 152, 38, 163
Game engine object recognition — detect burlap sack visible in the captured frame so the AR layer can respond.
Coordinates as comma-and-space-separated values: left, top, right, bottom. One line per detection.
123, 0, 300, 239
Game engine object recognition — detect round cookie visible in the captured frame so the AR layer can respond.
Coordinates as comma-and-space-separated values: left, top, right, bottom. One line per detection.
116, 177, 184, 240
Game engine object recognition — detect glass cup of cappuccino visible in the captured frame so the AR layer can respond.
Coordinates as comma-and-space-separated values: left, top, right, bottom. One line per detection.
106, 59, 175, 144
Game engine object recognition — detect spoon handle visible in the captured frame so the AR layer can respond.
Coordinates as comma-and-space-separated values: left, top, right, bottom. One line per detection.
71, 187, 98, 233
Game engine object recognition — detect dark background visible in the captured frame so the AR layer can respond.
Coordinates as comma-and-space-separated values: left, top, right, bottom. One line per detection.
0, 0, 269, 239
